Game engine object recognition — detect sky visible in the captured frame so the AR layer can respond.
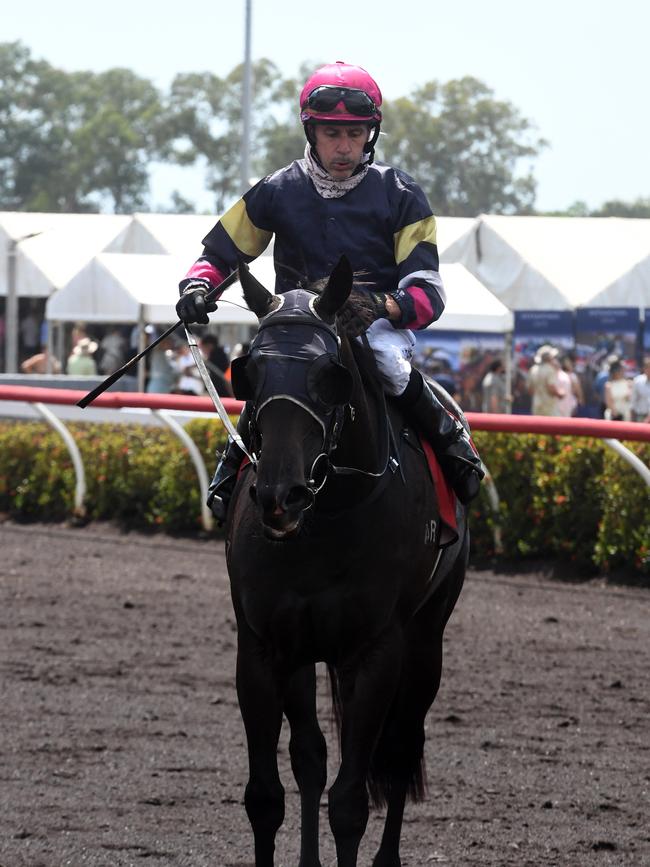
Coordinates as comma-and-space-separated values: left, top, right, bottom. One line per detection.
4, 0, 650, 213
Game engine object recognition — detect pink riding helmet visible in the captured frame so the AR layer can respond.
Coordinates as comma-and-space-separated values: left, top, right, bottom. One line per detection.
299, 61, 383, 125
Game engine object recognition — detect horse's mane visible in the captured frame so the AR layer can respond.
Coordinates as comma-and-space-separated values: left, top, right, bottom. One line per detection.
336, 331, 387, 472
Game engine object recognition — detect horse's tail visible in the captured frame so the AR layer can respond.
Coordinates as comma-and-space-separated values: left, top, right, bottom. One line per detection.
366, 705, 428, 808
327, 664, 427, 809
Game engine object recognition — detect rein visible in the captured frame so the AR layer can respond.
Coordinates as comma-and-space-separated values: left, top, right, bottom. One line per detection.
185, 324, 258, 466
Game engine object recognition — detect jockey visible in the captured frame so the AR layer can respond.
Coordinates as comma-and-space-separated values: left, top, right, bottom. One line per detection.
176, 61, 484, 521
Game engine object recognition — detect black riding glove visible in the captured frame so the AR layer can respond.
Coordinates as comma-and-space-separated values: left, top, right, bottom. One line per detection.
336, 289, 389, 338
176, 278, 218, 325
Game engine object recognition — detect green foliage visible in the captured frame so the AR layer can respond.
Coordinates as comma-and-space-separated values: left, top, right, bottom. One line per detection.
379, 77, 547, 216
0, 41, 162, 212
538, 197, 650, 218
594, 447, 650, 572
0, 419, 228, 531
0, 420, 647, 576
590, 197, 650, 218
159, 59, 302, 211
2, 42, 553, 215
466, 432, 649, 575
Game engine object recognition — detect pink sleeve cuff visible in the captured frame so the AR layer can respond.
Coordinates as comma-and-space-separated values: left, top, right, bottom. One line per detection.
401, 284, 435, 330
184, 259, 225, 286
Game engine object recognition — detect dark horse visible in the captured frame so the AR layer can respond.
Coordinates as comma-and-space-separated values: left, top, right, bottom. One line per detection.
225, 258, 469, 867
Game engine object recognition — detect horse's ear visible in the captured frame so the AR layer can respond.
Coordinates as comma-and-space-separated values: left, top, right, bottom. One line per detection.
239, 260, 276, 319
314, 255, 353, 322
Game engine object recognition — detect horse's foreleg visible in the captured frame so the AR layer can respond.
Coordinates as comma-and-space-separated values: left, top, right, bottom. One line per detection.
328, 628, 404, 867
236, 625, 286, 867
284, 665, 327, 867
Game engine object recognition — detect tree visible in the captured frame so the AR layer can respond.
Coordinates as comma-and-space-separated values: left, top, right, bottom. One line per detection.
0, 42, 162, 212
538, 197, 650, 218
540, 200, 591, 217
159, 59, 302, 212
590, 197, 650, 218
378, 77, 546, 216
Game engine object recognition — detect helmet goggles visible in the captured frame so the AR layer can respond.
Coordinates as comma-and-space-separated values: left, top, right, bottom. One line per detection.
302, 85, 378, 118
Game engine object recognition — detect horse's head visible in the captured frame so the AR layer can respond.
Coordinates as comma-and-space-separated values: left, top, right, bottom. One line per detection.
231, 257, 354, 540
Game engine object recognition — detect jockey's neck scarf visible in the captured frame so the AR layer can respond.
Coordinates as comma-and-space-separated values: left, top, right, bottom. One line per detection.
304, 144, 369, 199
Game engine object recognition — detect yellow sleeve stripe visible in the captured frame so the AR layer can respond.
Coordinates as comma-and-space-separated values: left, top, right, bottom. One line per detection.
220, 198, 273, 258
394, 215, 437, 265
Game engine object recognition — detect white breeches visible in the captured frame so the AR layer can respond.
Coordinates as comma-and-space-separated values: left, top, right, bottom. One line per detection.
359, 318, 416, 396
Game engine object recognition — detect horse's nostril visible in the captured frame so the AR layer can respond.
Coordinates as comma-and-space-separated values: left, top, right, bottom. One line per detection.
284, 486, 314, 512
256, 483, 313, 517
249, 484, 257, 503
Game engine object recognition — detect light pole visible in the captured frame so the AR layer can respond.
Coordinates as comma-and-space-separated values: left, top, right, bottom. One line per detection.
241, 0, 252, 194
5, 231, 43, 374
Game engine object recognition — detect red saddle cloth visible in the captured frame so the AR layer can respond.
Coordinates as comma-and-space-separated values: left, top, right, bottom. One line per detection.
420, 438, 459, 547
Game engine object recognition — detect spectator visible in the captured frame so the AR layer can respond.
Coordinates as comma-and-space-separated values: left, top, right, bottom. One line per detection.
527, 345, 565, 416
66, 338, 98, 376
20, 303, 41, 360
604, 360, 633, 421
556, 355, 584, 417
199, 333, 233, 396
481, 359, 509, 413
173, 344, 205, 396
98, 328, 127, 375
146, 337, 178, 394
71, 321, 90, 349
594, 353, 619, 417
21, 345, 62, 374
428, 359, 458, 400
631, 356, 650, 423
0, 314, 5, 367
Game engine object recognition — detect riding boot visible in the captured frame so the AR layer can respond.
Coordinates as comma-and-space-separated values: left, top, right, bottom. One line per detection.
395, 369, 484, 504
206, 406, 250, 524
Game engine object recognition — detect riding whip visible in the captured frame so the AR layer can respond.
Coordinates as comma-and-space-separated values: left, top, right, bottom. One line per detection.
76, 270, 240, 409
184, 323, 256, 463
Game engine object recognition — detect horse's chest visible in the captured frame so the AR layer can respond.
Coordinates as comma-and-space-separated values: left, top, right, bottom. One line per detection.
238, 571, 396, 665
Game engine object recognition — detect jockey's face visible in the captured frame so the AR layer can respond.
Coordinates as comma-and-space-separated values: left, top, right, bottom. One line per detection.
314, 124, 369, 179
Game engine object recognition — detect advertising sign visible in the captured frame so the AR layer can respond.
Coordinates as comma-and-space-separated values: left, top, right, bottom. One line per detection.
575, 307, 641, 416
512, 311, 574, 413
414, 329, 507, 412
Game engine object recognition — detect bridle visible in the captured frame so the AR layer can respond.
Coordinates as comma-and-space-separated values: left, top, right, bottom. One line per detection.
231, 293, 393, 506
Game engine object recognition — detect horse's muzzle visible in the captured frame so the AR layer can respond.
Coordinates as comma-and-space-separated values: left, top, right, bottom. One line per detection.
249, 482, 314, 540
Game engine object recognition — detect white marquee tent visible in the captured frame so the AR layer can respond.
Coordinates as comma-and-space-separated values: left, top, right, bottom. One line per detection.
105, 213, 219, 258
0, 212, 133, 298
42, 214, 483, 326
432, 263, 513, 333
441, 214, 650, 311
46, 253, 266, 326
46, 252, 510, 333
435, 217, 476, 256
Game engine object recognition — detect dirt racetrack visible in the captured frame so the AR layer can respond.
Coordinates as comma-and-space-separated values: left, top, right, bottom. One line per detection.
1, 521, 648, 867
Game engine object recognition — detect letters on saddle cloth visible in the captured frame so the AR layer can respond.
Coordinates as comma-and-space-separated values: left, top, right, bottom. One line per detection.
419, 438, 459, 548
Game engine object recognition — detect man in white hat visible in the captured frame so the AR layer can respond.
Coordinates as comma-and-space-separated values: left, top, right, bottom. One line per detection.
527, 344, 565, 416
66, 337, 98, 376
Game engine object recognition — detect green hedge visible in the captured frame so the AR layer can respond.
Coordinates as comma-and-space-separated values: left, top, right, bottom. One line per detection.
0, 419, 228, 533
470, 431, 650, 575
0, 420, 648, 575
